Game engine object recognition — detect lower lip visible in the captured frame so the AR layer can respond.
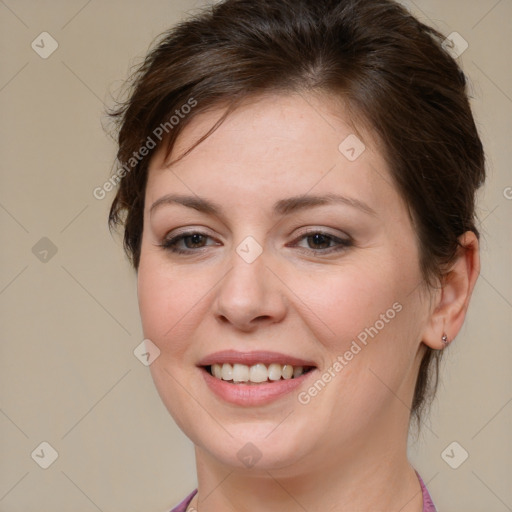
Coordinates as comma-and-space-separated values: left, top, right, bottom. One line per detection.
200, 368, 316, 406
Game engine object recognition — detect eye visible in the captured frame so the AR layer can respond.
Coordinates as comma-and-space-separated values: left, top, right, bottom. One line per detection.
290, 230, 353, 255
159, 231, 219, 254
158, 229, 352, 256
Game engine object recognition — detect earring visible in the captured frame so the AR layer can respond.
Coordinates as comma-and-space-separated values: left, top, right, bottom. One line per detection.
441, 334, 449, 346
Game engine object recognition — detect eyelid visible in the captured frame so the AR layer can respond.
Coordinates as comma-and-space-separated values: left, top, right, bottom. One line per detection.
159, 227, 353, 256
164, 226, 216, 239
156, 227, 219, 254
292, 226, 351, 239
290, 226, 352, 244
288, 228, 353, 254
160, 223, 221, 244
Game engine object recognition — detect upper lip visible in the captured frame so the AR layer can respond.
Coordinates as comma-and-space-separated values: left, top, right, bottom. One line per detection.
197, 350, 317, 368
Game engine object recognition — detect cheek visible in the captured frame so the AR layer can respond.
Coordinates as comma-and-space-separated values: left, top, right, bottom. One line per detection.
137, 253, 200, 355
292, 262, 404, 346
290, 255, 423, 394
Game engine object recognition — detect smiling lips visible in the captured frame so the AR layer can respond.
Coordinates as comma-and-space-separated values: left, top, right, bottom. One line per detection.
209, 362, 312, 383
198, 351, 318, 405
198, 350, 316, 385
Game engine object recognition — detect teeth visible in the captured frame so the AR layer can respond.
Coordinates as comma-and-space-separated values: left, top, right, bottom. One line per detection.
282, 364, 293, 380
232, 363, 249, 382
268, 363, 282, 381
221, 363, 233, 381
212, 364, 222, 379
249, 363, 268, 383
212, 364, 223, 379
210, 363, 306, 383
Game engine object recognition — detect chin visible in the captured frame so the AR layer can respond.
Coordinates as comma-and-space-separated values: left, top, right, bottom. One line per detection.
187, 417, 320, 473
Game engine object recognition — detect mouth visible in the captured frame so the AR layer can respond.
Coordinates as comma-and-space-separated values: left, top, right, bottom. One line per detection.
197, 351, 318, 406
204, 363, 315, 384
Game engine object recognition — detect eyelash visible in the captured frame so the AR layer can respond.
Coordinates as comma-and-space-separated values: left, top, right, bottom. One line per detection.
159, 229, 353, 256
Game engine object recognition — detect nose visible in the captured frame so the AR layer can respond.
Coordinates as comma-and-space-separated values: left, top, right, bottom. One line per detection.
213, 249, 287, 332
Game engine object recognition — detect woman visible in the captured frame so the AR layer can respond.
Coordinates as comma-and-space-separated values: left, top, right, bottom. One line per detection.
108, 0, 485, 510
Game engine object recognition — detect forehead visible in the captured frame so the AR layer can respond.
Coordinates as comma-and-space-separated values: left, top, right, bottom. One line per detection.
153, 92, 367, 163
145, 92, 402, 219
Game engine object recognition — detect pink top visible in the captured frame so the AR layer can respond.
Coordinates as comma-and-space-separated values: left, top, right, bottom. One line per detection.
169, 472, 437, 511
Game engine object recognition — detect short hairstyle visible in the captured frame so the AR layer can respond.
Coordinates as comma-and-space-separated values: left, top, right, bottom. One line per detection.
108, 0, 485, 422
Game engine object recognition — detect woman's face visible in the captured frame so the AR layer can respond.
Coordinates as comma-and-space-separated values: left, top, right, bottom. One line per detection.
138, 93, 432, 473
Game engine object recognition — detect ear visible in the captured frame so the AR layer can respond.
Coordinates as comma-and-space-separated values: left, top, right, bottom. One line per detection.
421, 231, 480, 349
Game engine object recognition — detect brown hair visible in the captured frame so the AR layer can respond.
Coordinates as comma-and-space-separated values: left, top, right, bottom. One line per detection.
108, 0, 485, 422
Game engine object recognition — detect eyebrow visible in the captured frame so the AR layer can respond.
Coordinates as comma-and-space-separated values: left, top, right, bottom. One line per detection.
149, 193, 377, 217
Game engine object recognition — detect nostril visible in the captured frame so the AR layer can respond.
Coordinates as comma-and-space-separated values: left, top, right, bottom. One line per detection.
254, 315, 271, 322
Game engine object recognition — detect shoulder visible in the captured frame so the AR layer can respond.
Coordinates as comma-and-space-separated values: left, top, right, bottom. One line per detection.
416, 472, 437, 512
168, 489, 197, 512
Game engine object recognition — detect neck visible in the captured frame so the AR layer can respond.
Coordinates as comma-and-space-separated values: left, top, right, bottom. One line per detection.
191, 415, 423, 511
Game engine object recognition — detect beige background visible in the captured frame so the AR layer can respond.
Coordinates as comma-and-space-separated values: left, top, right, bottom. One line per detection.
0, 0, 510, 511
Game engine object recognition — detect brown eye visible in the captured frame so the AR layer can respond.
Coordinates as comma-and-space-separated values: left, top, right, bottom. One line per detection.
181, 234, 208, 248
161, 231, 218, 254
291, 230, 353, 255
306, 233, 332, 250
